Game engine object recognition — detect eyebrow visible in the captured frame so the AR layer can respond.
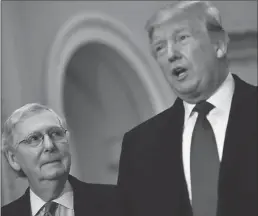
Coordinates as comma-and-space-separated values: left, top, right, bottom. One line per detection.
151, 38, 166, 45
151, 26, 191, 43
23, 126, 62, 137
173, 26, 191, 35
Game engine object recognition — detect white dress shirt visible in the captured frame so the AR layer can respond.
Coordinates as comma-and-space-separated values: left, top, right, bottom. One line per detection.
182, 73, 235, 202
30, 181, 74, 216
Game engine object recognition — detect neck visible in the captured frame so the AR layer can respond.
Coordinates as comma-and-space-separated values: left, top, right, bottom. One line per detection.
183, 60, 229, 104
209, 59, 229, 98
29, 175, 68, 202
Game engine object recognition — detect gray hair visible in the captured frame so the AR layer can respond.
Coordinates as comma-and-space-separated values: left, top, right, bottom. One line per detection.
145, 1, 226, 41
1, 103, 67, 153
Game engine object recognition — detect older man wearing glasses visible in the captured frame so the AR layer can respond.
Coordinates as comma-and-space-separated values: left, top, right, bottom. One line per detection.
1, 103, 121, 216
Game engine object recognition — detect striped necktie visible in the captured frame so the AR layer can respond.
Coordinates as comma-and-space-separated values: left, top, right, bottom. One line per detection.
42, 202, 58, 216
190, 101, 220, 216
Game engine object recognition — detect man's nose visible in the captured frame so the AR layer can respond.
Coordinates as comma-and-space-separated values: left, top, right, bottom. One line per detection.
43, 135, 55, 151
167, 42, 181, 63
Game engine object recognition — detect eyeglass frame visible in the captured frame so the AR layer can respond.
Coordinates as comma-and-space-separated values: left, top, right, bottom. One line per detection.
16, 126, 68, 148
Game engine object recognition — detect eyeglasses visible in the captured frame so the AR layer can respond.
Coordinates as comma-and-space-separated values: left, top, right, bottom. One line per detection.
18, 126, 68, 147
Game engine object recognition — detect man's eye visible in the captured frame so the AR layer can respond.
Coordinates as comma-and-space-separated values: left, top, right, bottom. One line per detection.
51, 131, 62, 137
154, 44, 166, 53
156, 46, 162, 52
49, 128, 65, 138
27, 134, 41, 143
179, 35, 189, 41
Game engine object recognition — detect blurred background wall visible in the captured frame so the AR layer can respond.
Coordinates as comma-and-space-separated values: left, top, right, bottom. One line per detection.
1, 1, 257, 206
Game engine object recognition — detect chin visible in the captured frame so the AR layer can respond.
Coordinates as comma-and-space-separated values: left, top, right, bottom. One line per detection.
42, 168, 69, 180
174, 86, 197, 100
176, 78, 203, 99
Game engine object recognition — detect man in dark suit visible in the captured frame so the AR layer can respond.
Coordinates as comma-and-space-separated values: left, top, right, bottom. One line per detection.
118, 1, 257, 216
1, 103, 120, 216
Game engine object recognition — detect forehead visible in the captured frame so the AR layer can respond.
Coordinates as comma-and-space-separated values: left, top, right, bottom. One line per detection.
15, 111, 60, 136
151, 6, 207, 39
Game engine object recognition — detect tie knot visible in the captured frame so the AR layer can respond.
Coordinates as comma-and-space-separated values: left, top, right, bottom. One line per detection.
43, 202, 58, 216
193, 101, 214, 116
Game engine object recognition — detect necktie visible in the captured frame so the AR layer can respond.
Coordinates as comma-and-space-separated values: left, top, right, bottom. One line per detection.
190, 101, 220, 216
43, 202, 58, 216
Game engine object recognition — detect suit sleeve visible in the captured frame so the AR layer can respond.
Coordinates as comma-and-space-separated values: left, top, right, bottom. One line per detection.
117, 132, 134, 216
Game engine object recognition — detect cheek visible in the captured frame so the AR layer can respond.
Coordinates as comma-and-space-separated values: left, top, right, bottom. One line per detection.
60, 145, 71, 167
157, 57, 169, 72
190, 44, 213, 70
184, 42, 200, 59
182, 44, 193, 58
57, 142, 71, 157
16, 150, 39, 169
64, 147, 71, 158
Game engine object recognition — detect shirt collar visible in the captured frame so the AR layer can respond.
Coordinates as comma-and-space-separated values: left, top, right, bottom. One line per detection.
183, 72, 235, 121
30, 180, 74, 216
207, 72, 235, 113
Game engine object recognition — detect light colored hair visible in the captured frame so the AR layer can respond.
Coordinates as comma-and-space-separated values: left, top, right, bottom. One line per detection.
1, 103, 67, 153
145, 1, 226, 41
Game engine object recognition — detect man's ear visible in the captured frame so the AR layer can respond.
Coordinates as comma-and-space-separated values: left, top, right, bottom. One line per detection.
215, 33, 230, 58
5, 149, 21, 172
216, 42, 227, 58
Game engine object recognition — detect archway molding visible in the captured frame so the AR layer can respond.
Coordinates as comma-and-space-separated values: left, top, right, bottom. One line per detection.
46, 12, 173, 118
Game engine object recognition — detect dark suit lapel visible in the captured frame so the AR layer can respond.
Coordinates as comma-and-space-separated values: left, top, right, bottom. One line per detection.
69, 175, 91, 216
152, 98, 192, 215
69, 175, 109, 216
17, 188, 31, 216
218, 75, 257, 216
171, 99, 193, 216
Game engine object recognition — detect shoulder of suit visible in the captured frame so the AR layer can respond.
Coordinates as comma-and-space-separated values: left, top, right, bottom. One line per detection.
1, 190, 28, 215
233, 73, 257, 93
68, 175, 119, 209
68, 174, 116, 193
233, 74, 257, 105
125, 99, 181, 137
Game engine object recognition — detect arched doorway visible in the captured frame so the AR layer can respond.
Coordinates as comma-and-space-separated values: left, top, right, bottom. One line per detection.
46, 12, 174, 184
63, 42, 157, 184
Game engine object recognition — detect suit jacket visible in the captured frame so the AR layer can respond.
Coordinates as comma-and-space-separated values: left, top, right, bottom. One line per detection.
118, 74, 257, 216
1, 175, 121, 216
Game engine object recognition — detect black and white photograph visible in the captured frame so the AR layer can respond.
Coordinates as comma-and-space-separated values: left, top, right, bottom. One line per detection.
1, 1, 257, 216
